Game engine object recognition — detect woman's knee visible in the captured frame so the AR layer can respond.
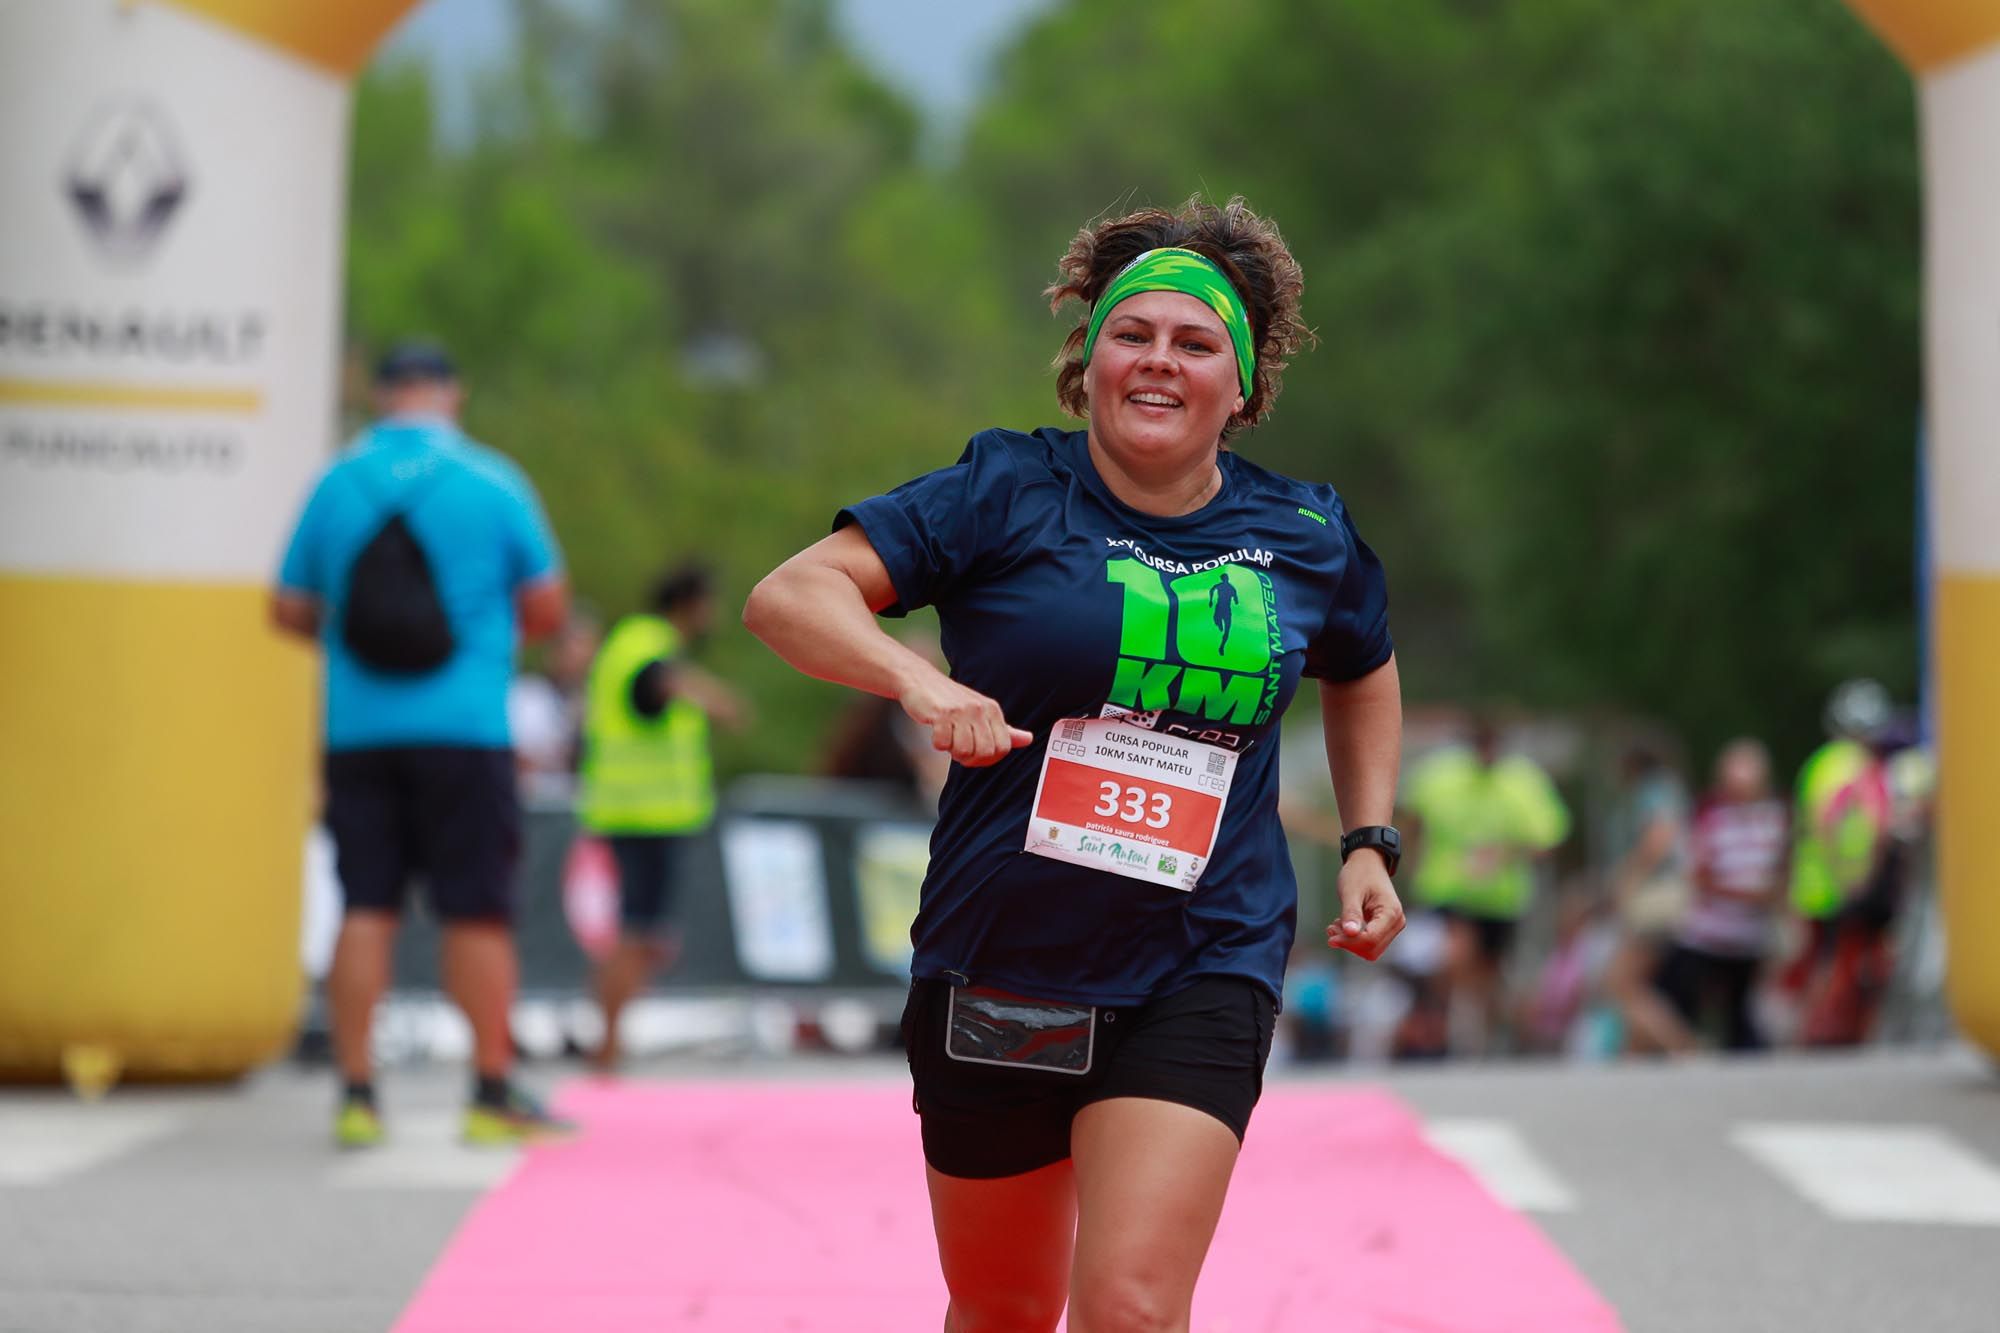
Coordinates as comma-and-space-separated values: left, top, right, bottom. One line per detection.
928, 1159, 1075, 1333
1066, 1272, 1183, 1333
942, 1289, 1067, 1333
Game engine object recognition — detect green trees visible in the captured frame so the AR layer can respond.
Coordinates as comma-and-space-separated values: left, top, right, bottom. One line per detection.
346, 0, 1922, 775
347, 0, 965, 774
957, 0, 1920, 765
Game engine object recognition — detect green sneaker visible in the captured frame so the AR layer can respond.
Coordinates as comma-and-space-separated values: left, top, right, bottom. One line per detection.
334, 1099, 384, 1150
461, 1087, 577, 1147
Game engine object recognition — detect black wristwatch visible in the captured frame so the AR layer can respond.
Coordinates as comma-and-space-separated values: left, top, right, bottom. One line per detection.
1339, 825, 1402, 877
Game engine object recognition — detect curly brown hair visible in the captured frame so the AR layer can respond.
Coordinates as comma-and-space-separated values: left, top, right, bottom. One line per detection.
1046, 195, 1310, 437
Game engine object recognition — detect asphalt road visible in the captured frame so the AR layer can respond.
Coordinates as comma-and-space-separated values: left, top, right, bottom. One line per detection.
3, 1043, 1996, 1332
1368, 1045, 2000, 1333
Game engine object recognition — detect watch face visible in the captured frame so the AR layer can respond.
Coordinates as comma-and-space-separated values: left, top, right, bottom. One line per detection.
1344, 827, 1400, 870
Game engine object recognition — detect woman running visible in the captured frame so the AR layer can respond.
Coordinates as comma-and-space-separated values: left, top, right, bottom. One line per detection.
745, 195, 1405, 1332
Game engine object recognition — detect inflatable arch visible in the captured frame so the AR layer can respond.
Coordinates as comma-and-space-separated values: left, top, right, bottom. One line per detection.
1, 1, 1995, 1081
0, 1, 421, 1082
1843, 0, 2000, 1058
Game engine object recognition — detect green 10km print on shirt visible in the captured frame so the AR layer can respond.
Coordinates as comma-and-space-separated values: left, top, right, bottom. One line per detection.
1104, 557, 1285, 726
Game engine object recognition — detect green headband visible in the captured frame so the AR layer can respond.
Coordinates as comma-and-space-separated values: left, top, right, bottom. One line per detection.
1081, 247, 1255, 396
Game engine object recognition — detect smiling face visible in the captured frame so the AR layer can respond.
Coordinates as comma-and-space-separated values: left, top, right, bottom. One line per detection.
1084, 288, 1247, 476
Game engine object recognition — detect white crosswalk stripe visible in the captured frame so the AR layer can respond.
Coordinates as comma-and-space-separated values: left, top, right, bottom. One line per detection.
0, 1106, 182, 1185
1732, 1122, 2000, 1225
1422, 1117, 1579, 1213
325, 1112, 523, 1190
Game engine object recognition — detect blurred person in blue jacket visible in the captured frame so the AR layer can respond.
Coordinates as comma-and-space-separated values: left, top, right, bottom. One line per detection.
273, 342, 573, 1149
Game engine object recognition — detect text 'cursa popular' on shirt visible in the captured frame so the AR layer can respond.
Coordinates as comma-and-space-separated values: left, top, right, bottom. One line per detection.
836, 426, 1391, 1008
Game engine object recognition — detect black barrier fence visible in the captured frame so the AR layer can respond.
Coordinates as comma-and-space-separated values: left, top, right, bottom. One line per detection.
388, 777, 935, 996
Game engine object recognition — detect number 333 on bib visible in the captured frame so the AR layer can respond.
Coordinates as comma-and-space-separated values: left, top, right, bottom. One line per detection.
1025, 717, 1237, 892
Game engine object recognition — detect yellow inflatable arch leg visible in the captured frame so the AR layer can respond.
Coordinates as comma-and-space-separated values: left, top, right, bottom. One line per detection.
1843, 1, 2000, 1060
0, 0, 419, 1083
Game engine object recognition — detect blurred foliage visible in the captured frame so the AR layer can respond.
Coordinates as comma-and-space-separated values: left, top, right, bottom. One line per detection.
345, 0, 1920, 780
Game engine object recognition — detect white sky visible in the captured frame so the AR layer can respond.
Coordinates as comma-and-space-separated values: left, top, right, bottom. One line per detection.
383, 0, 1054, 143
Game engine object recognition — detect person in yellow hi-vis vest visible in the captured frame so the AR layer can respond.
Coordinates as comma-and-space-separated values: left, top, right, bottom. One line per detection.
1780, 679, 1896, 1045
1784, 676, 1888, 1024
578, 564, 748, 1071
1400, 719, 1571, 1055
1791, 681, 1892, 919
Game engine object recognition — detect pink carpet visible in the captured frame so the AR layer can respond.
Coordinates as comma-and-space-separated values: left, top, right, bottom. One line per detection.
393, 1081, 1621, 1332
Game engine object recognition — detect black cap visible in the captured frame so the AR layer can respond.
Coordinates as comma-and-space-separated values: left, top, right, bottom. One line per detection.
650, 562, 714, 613
373, 341, 458, 388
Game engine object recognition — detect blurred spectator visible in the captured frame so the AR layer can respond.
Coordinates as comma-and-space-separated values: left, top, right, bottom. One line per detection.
1654, 739, 1788, 1051
1870, 738, 1941, 1032
272, 340, 573, 1148
1515, 884, 1616, 1057
577, 562, 749, 1072
1796, 688, 1933, 1046
1275, 719, 1357, 1064
1279, 954, 1345, 1063
818, 625, 951, 811
1400, 718, 1570, 1055
1782, 679, 1894, 1045
1602, 741, 1698, 1056
508, 611, 600, 793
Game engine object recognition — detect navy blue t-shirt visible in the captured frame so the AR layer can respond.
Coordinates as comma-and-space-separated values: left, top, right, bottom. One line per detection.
837, 427, 1391, 1006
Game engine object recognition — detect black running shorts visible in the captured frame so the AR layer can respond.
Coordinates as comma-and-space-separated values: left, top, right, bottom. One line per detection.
901, 974, 1276, 1180
322, 746, 520, 923
1437, 906, 1519, 965
607, 834, 686, 932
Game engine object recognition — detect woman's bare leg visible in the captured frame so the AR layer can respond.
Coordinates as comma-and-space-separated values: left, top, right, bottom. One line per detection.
1066, 1098, 1241, 1333
926, 1158, 1076, 1332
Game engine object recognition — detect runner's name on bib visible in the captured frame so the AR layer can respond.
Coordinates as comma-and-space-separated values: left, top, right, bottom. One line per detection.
1024, 716, 1237, 892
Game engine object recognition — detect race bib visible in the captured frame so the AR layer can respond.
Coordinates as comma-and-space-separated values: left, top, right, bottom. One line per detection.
1024, 715, 1237, 891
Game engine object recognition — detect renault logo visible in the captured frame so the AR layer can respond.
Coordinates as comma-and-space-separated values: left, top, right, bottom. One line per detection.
66, 99, 190, 267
